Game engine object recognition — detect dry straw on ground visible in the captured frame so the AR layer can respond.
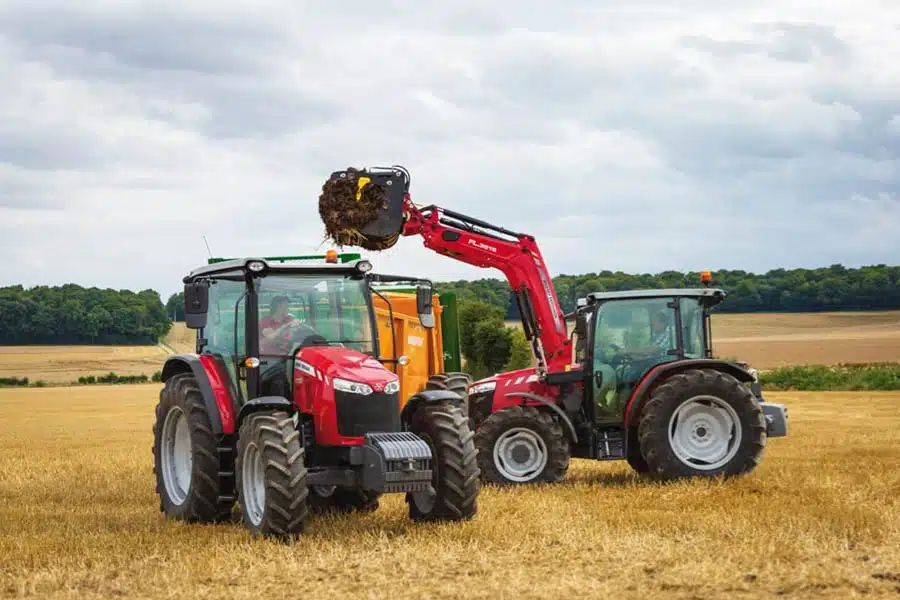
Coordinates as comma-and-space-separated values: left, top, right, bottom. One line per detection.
1, 385, 899, 599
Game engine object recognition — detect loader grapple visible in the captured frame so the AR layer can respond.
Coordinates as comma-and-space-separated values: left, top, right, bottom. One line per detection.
320, 167, 409, 251
358, 432, 433, 494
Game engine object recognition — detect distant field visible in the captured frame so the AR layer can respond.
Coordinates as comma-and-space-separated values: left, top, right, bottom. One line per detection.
1, 385, 899, 598
0, 345, 168, 383
507, 310, 900, 370
164, 322, 194, 353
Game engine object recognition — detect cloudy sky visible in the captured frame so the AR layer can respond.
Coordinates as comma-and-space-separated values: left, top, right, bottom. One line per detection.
2, 1, 898, 300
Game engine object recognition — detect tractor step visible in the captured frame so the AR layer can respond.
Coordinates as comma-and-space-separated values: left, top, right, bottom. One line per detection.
217, 443, 236, 502
595, 428, 626, 460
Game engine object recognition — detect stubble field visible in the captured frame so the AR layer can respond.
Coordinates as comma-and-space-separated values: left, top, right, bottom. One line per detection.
1, 385, 899, 599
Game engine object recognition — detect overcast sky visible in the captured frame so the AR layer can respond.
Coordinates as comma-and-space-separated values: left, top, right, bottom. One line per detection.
2, 1, 898, 300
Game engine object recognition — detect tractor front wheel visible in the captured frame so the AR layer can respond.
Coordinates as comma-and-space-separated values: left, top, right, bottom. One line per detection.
475, 405, 570, 485
407, 402, 480, 522
637, 368, 766, 480
236, 411, 310, 538
152, 373, 232, 523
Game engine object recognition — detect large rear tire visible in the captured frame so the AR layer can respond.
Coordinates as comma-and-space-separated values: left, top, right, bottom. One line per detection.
152, 373, 232, 523
637, 368, 766, 480
235, 411, 310, 538
407, 402, 480, 522
474, 405, 570, 485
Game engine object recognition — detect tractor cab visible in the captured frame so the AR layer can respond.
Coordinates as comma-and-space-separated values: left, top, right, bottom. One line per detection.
571, 287, 728, 426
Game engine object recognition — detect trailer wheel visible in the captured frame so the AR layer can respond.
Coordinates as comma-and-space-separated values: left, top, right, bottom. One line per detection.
236, 411, 309, 538
426, 372, 472, 402
152, 373, 232, 523
309, 486, 381, 514
475, 405, 570, 485
638, 368, 766, 480
407, 402, 479, 522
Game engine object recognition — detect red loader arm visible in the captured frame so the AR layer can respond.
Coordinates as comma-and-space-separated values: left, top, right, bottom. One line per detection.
399, 197, 571, 377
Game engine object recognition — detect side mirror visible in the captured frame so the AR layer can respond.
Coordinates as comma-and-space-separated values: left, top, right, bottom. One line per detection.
416, 285, 435, 329
184, 280, 210, 329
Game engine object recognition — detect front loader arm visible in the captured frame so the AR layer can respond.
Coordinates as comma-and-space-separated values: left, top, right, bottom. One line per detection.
399, 199, 571, 376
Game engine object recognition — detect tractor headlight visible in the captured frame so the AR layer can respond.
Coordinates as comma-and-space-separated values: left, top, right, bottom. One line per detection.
748, 368, 759, 382
470, 380, 497, 395
356, 260, 373, 273
333, 377, 373, 395
384, 379, 400, 395
247, 260, 265, 273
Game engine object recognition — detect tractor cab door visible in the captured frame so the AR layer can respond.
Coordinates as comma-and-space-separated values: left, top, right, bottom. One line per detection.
198, 277, 249, 404
588, 297, 680, 426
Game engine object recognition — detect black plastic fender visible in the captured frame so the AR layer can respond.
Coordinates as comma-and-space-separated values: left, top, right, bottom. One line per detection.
236, 396, 296, 430
623, 359, 757, 428
505, 391, 579, 444
401, 389, 467, 425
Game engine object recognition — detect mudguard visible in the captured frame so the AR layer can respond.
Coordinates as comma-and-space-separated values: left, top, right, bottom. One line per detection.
622, 359, 757, 428
235, 396, 295, 430
401, 389, 467, 424
161, 354, 237, 435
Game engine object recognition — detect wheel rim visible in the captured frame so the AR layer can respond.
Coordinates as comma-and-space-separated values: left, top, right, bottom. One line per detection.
161, 406, 192, 505
668, 395, 742, 471
241, 443, 266, 526
493, 427, 548, 482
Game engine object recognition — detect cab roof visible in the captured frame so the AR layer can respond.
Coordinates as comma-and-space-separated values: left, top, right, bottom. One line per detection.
586, 287, 726, 305
183, 257, 368, 284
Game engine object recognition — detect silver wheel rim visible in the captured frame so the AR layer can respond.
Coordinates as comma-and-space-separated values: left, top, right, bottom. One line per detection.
493, 427, 548, 482
161, 406, 192, 505
242, 443, 266, 526
668, 395, 742, 470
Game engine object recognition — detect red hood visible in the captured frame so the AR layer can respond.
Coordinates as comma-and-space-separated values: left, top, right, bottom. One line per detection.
295, 346, 398, 391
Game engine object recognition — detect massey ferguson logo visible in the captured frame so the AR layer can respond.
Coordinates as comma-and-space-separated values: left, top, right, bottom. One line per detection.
468, 238, 497, 253
373, 382, 384, 392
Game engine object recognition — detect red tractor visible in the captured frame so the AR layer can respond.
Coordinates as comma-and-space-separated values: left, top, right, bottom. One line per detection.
152, 256, 479, 537
319, 166, 789, 485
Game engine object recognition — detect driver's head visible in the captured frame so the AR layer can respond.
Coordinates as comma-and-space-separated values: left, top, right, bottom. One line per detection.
651, 311, 667, 332
270, 296, 291, 319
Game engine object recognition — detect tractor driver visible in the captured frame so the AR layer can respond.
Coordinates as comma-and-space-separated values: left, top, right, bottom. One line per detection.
259, 296, 302, 357
649, 310, 674, 353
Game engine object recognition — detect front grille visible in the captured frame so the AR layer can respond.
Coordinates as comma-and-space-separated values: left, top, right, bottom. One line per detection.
335, 390, 401, 437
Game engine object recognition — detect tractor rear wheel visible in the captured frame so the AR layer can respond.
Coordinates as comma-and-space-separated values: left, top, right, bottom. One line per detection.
637, 368, 766, 480
235, 411, 309, 538
152, 373, 233, 523
475, 405, 570, 485
309, 486, 381, 514
407, 402, 479, 522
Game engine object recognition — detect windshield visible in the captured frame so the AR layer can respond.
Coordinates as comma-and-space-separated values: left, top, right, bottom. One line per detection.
257, 274, 375, 360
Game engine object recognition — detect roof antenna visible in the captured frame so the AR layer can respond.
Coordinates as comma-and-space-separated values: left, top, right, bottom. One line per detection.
202, 235, 213, 258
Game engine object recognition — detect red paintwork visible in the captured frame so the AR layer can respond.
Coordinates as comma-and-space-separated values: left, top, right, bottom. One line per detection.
197, 354, 236, 434
292, 346, 400, 446
400, 198, 571, 375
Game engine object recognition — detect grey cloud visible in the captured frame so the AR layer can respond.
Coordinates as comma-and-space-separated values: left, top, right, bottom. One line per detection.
0, 1, 897, 296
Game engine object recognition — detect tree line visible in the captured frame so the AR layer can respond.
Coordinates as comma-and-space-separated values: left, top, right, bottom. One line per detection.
434, 264, 900, 318
0, 285, 171, 345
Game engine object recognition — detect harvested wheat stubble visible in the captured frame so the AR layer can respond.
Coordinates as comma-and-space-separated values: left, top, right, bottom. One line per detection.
318, 169, 397, 251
